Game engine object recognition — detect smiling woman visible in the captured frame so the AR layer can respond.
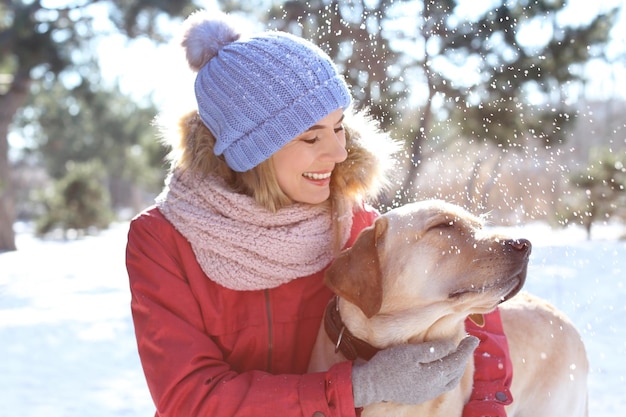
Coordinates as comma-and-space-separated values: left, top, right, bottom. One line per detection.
272, 109, 348, 205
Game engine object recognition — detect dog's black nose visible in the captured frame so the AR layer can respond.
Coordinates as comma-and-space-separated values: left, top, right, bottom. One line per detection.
507, 238, 531, 254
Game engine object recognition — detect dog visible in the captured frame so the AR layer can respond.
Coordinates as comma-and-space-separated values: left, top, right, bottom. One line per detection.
308, 200, 588, 417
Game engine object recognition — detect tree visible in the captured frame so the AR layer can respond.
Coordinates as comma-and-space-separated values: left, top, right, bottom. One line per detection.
0, 0, 197, 251
35, 160, 114, 237
564, 147, 626, 239
415, 1, 618, 200
13, 77, 165, 213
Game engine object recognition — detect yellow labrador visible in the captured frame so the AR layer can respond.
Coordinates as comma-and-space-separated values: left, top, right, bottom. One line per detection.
309, 200, 588, 417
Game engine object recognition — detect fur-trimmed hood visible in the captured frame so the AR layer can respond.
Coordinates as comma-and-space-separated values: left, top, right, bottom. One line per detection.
330, 109, 399, 210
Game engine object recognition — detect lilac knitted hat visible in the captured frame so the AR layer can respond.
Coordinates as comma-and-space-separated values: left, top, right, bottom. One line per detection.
181, 10, 352, 172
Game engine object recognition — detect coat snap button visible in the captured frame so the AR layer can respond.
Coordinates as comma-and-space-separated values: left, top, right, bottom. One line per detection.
312, 412, 325, 417
495, 391, 508, 402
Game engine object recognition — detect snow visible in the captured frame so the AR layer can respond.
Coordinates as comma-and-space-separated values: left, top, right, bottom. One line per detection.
1, 221, 625, 416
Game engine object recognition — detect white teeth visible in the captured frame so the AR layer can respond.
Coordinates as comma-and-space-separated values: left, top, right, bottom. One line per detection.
303, 172, 331, 180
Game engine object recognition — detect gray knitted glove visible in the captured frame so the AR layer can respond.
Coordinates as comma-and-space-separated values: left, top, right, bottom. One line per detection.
352, 336, 479, 407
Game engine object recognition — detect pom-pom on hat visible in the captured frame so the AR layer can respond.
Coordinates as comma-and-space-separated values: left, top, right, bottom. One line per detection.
181, 10, 352, 172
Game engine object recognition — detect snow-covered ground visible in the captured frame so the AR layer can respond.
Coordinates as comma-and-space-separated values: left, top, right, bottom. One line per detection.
1, 220, 624, 416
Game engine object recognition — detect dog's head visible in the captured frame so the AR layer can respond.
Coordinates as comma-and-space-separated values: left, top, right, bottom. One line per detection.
326, 200, 530, 331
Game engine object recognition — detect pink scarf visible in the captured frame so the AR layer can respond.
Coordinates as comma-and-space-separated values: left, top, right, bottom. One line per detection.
156, 170, 351, 290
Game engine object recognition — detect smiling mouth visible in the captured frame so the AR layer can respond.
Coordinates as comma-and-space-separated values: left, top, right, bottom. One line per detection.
303, 172, 332, 180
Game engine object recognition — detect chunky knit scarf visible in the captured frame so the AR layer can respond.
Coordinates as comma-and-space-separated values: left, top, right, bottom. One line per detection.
156, 169, 351, 291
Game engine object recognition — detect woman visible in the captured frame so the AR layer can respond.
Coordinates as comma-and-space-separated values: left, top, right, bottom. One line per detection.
126, 10, 477, 417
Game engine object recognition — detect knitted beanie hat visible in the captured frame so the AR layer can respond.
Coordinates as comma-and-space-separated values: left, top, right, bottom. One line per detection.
181, 10, 352, 172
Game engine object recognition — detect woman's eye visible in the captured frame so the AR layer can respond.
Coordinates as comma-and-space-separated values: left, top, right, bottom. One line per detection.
302, 137, 318, 144
334, 125, 344, 133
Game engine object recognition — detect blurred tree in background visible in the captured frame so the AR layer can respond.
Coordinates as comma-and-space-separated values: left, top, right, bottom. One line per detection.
34, 160, 114, 237
0, 0, 198, 250
564, 147, 626, 238
13, 77, 165, 213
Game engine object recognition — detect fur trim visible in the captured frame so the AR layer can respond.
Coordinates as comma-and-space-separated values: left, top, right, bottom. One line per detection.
180, 10, 241, 72
332, 110, 399, 205
329, 109, 400, 252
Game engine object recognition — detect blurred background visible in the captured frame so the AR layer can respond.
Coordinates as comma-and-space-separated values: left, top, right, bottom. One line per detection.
1, 0, 625, 250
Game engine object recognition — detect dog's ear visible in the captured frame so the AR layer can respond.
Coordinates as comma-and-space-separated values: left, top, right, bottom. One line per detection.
325, 217, 388, 318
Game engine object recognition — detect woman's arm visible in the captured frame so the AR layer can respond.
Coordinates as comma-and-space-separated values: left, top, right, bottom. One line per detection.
126, 209, 357, 417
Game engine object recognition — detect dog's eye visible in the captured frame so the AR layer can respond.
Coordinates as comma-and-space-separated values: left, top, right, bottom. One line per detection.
436, 220, 455, 228
427, 220, 456, 234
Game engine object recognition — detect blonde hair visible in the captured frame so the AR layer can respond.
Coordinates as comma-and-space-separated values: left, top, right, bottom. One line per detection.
160, 111, 291, 211
158, 108, 396, 252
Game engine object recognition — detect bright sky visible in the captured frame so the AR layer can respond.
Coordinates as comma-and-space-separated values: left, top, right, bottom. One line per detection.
95, 0, 626, 113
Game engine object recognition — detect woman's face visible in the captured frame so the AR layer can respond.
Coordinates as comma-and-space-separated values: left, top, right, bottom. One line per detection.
272, 108, 347, 205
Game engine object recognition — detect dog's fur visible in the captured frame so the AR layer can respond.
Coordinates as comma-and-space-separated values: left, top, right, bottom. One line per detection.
308, 200, 588, 417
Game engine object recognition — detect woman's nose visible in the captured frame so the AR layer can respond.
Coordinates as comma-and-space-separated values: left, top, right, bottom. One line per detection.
325, 134, 348, 163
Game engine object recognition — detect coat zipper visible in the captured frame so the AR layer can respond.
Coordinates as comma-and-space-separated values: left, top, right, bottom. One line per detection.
264, 289, 273, 373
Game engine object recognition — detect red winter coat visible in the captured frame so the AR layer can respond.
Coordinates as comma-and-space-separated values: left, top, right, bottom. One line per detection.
126, 205, 378, 417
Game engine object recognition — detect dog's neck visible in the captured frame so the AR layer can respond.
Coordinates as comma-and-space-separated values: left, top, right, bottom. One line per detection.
323, 296, 381, 361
